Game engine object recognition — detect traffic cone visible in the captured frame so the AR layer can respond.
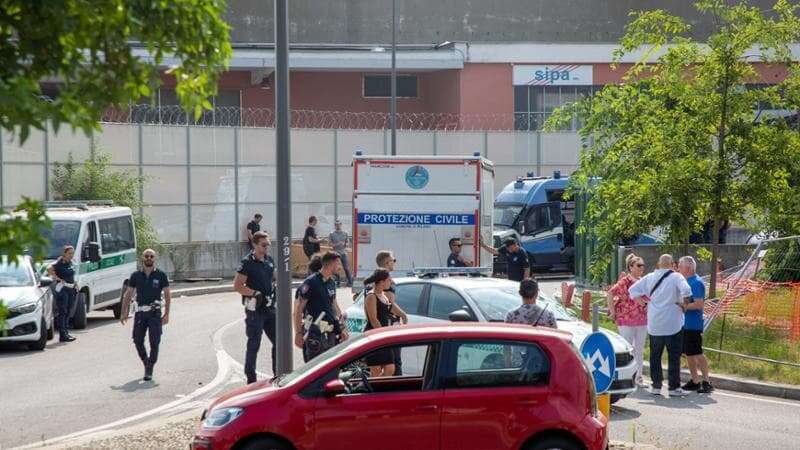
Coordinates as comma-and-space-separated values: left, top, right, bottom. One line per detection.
582, 290, 592, 323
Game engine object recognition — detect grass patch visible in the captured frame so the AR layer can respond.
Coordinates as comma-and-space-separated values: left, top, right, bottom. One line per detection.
569, 298, 800, 385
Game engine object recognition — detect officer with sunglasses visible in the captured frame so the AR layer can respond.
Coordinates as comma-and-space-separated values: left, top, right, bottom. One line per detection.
233, 231, 277, 384
447, 237, 472, 267
121, 249, 172, 381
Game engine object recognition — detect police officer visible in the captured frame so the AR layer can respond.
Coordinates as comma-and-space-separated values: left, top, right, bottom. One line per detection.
120, 249, 172, 381
48, 245, 78, 342
233, 231, 277, 384
293, 251, 348, 362
481, 237, 531, 282
246, 213, 263, 250
446, 237, 472, 267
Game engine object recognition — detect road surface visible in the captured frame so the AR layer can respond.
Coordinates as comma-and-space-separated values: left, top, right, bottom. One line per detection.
1, 285, 798, 449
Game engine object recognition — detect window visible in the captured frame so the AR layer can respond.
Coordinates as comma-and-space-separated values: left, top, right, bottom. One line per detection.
513, 85, 604, 131
428, 285, 470, 321
525, 203, 561, 235
394, 283, 425, 315
364, 75, 419, 98
99, 216, 135, 254
81, 221, 98, 258
41, 221, 81, 259
450, 341, 549, 388
331, 343, 437, 395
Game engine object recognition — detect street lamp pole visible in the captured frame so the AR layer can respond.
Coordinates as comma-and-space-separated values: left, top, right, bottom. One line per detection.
274, 0, 293, 375
390, 0, 397, 155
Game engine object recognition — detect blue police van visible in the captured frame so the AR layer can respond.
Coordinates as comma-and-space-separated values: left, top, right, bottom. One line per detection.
493, 171, 657, 274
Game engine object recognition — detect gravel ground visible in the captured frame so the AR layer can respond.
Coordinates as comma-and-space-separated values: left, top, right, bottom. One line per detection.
63, 417, 657, 450
64, 418, 198, 450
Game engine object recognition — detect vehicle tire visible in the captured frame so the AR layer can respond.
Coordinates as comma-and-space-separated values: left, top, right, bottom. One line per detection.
29, 319, 48, 351
525, 436, 583, 450
112, 282, 126, 319
72, 292, 88, 329
237, 437, 292, 450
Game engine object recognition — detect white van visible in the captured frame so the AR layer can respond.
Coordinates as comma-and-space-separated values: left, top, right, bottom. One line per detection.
36, 201, 137, 328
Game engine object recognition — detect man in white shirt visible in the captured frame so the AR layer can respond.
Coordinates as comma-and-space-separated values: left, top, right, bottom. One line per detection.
629, 254, 692, 397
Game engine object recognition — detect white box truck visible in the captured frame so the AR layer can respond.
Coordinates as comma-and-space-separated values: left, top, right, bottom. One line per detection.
352, 153, 495, 279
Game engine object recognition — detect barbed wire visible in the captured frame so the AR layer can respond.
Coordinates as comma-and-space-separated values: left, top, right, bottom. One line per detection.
101, 105, 541, 132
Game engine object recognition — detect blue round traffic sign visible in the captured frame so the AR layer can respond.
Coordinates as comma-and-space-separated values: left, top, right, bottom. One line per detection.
580, 332, 616, 394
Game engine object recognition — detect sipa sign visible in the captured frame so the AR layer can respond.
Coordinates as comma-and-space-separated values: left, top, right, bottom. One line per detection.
513, 64, 593, 86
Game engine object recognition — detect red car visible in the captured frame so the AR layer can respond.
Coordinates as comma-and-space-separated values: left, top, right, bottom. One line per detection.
192, 324, 608, 450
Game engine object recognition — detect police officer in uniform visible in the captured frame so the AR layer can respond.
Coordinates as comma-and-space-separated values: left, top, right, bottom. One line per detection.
233, 231, 277, 383
481, 237, 530, 282
120, 249, 172, 381
246, 214, 262, 249
48, 245, 78, 342
446, 237, 472, 267
294, 251, 348, 362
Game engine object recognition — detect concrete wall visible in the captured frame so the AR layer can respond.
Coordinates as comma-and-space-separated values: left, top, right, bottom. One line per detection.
157, 241, 353, 280
622, 244, 756, 278
225, 0, 778, 44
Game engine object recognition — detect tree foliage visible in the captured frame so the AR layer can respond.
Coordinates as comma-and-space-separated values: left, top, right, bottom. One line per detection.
0, 0, 232, 142
51, 150, 159, 255
546, 0, 800, 295
0, 200, 52, 328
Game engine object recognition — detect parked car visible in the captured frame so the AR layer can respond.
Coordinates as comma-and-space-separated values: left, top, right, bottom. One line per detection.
344, 276, 637, 402
192, 324, 608, 450
0, 255, 55, 350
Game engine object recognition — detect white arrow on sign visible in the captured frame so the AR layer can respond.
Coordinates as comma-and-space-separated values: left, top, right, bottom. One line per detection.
585, 349, 611, 378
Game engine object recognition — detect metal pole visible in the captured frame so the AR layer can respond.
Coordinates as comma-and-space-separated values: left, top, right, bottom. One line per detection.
0, 127, 4, 210
233, 128, 240, 243
44, 126, 50, 200
333, 130, 339, 221
275, 0, 293, 376
390, 0, 397, 155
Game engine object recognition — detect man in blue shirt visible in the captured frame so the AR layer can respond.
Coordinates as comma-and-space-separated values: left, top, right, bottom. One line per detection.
678, 256, 714, 393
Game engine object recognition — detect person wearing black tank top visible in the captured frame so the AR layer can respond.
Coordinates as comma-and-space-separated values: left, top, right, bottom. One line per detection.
363, 269, 407, 377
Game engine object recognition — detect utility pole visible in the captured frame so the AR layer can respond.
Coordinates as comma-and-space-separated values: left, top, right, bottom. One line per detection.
390, 0, 397, 155
274, 0, 292, 375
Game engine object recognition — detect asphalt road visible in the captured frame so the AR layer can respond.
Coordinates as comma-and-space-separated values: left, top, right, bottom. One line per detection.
2, 284, 799, 450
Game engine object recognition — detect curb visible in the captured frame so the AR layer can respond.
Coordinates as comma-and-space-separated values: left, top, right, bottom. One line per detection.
642, 362, 800, 401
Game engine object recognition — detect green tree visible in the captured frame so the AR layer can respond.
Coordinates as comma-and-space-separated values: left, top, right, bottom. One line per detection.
0, 0, 232, 142
51, 150, 159, 254
0, 200, 52, 329
546, 0, 800, 297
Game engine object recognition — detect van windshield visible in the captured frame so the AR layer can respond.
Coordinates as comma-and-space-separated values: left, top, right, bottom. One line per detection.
494, 204, 523, 228
41, 221, 82, 259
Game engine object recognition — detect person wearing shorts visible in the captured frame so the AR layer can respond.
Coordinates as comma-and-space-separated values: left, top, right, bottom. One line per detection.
678, 256, 714, 393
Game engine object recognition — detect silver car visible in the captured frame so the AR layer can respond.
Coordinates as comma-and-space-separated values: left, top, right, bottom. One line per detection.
0, 255, 55, 351
345, 276, 637, 402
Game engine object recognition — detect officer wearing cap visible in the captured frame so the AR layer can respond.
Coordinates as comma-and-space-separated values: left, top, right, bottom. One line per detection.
120, 249, 172, 381
233, 231, 277, 384
293, 251, 348, 362
481, 237, 530, 282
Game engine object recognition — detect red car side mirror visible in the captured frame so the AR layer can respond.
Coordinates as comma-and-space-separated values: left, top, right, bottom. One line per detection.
323, 379, 346, 396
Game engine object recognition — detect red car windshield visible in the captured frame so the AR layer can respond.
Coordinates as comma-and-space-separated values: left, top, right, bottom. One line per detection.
275, 334, 367, 387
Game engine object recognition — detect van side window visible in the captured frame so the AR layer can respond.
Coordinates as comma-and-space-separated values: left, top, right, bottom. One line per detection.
99, 217, 135, 254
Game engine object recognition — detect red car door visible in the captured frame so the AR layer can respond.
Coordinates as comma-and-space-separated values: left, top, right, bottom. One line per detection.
440, 340, 552, 450
314, 343, 443, 450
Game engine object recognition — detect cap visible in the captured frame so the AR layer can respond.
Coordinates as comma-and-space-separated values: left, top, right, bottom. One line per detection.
334, 219, 342, 224
504, 237, 517, 246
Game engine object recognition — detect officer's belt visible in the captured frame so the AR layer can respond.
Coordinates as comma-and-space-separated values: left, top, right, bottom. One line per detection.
136, 301, 163, 312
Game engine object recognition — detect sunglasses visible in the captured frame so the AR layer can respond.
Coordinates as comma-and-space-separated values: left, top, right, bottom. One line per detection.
143, 254, 155, 259
259, 243, 270, 248
453, 244, 462, 248
634, 263, 644, 268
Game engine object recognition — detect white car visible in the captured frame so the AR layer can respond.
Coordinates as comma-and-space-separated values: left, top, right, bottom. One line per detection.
344, 276, 637, 402
0, 255, 55, 350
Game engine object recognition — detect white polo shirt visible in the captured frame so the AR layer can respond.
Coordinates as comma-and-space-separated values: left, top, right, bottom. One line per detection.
628, 269, 692, 336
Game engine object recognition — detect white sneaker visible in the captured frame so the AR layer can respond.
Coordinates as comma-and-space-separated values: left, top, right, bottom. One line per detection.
668, 388, 688, 397
649, 386, 662, 395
